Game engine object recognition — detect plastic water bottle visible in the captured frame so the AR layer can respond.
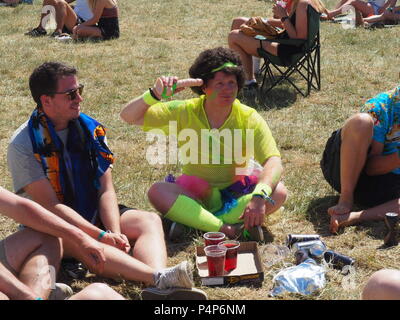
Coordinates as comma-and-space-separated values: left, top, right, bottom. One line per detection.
341, 4, 356, 29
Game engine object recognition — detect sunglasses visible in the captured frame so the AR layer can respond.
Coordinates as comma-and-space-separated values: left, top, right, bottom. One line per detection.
49, 84, 84, 100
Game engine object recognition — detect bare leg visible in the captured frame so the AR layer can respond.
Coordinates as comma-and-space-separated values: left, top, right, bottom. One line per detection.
327, 113, 373, 217
149, 180, 287, 239
364, 11, 400, 24
328, 0, 374, 19
228, 29, 278, 81
62, 238, 156, 285
120, 209, 167, 270
330, 198, 399, 233
36, 0, 75, 33
69, 283, 125, 300
4, 229, 62, 299
73, 25, 102, 40
362, 269, 400, 300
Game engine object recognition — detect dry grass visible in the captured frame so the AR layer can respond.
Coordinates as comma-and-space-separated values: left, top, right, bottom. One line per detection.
0, 0, 399, 300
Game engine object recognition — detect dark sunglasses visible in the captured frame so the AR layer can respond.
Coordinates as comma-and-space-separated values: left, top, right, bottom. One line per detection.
49, 84, 84, 100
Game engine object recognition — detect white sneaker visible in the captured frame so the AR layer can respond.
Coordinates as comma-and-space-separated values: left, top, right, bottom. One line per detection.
48, 283, 74, 300
141, 287, 207, 300
55, 34, 72, 42
155, 261, 194, 289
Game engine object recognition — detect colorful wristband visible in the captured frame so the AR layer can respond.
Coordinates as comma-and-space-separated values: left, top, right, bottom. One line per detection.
252, 183, 274, 205
98, 230, 106, 241
253, 183, 272, 196
142, 89, 160, 106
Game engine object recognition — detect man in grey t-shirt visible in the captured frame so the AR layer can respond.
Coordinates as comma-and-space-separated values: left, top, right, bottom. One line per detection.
7, 61, 205, 299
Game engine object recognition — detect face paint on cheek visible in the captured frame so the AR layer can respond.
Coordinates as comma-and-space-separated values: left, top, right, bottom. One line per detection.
207, 89, 219, 101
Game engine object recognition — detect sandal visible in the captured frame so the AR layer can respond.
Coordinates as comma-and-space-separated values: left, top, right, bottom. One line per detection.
24, 27, 47, 37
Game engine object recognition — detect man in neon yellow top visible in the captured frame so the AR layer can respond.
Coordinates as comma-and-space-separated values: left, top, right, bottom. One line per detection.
121, 47, 287, 241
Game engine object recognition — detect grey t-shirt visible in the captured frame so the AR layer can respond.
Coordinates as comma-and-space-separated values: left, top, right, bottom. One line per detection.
7, 121, 73, 195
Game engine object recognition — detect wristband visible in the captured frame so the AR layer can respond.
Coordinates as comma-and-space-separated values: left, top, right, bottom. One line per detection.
98, 230, 106, 241
149, 87, 161, 101
252, 183, 274, 205
142, 89, 160, 106
281, 16, 289, 23
35, 297, 43, 300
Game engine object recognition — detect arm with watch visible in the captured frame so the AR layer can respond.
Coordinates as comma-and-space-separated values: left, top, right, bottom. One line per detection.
239, 156, 284, 231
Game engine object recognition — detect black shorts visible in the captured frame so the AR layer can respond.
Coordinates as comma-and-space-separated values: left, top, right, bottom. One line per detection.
98, 17, 119, 40
320, 129, 400, 207
95, 204, 135, 230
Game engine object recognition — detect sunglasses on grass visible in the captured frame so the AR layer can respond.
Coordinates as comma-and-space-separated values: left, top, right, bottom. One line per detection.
48, 84, 84, 100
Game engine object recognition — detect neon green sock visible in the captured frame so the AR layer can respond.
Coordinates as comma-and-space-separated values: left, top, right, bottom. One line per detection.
165, 195, 224, 232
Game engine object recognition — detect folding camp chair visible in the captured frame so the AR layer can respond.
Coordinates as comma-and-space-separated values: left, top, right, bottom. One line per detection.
256, 5, 321, 101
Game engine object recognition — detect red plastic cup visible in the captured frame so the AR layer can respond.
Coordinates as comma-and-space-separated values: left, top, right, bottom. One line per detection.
204, 245, 227, 277
218, 240, 240, 272
203, 232, 226, 246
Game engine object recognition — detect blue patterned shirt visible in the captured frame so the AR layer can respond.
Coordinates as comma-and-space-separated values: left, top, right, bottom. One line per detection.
362, 86, 400, 174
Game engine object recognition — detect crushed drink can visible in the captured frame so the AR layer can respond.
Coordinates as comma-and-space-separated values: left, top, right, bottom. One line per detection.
291, 240, 326, 258
323, 250, 355, 271
286, 234, 321, 248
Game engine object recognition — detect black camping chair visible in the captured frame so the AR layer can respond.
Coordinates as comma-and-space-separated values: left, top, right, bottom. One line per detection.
256, 5, 321, 101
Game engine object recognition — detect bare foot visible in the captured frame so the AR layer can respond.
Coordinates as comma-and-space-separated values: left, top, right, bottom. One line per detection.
330, 211, 361, 234
327, 202, 352, 216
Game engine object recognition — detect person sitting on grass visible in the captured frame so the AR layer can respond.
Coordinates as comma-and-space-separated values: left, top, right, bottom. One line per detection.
120, 47, 287, 242
72, 0, 119, 41
25, 0, 93, 38
7, 61, 206, 300
363, 5, 400, 25
228, 0, 328, 98
0, 186, 124, 300
320, 85, 400, 234
325, 0, 397, 22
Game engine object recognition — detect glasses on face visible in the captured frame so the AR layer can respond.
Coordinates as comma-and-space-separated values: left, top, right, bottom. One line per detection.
49, 84, 84, 100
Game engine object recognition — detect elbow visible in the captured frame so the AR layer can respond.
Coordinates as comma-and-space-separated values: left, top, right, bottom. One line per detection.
120, 109, 134, 124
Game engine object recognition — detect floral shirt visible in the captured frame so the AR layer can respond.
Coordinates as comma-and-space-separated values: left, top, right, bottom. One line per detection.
362, 86, 400, 174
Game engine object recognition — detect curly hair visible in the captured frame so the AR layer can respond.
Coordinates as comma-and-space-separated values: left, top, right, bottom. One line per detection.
188, 47, 245, 95
29, 61, 77, 108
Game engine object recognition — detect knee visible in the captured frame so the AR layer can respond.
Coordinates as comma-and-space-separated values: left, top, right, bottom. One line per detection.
147, 182, 173, 212
124, 209, 163, 234
343, 113, 374, 138
362, 269, 400, 300
275, 182, 288, 204
228, 30, 240, 46
79, 283, 125, 300
147, 182, 164, 204
231, 17, 248, 30
140, 211, 163, 232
